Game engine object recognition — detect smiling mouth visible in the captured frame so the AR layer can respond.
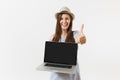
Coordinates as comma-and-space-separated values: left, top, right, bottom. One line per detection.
62, 23, 68, 27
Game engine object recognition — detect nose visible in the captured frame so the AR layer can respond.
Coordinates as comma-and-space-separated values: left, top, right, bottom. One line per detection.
62, 19, 67, 23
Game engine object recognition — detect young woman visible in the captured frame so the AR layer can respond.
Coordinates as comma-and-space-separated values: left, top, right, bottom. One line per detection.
50, 6, 86, 80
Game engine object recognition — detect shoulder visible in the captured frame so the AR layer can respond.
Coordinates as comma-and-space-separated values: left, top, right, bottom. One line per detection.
72, 30, 80, 43
49, 34, 55, 41
73, 30, 80, 37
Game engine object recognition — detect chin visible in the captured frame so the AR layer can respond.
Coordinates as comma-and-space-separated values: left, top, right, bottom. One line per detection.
62, 26, 69, 30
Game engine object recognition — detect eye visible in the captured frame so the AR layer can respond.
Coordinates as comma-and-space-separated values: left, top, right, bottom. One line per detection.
60, 17, 63, 20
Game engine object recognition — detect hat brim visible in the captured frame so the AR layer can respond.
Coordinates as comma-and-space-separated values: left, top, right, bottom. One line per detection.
55, 12, 75, 20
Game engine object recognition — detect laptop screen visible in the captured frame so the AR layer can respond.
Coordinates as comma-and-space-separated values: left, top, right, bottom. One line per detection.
44, 41, 78, 65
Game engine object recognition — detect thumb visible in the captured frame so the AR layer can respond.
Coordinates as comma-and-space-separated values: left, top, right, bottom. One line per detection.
80, 24, 84, 33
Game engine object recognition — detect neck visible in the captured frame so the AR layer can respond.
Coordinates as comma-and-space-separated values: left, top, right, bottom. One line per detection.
61, 30, 67, 36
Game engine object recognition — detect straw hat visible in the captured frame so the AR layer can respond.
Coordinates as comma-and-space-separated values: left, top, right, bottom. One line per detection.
55, 6, 75, 20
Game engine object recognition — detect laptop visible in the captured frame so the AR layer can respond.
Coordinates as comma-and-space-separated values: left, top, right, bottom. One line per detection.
36, 41, 78, 74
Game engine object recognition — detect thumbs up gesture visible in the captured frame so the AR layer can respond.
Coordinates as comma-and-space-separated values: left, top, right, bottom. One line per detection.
78, 24, 86, 44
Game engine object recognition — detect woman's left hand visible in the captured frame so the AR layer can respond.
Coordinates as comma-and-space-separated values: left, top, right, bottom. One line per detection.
78, 24, 86, 44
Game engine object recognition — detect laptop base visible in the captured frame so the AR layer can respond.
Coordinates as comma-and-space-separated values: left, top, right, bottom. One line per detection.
36, 63, 77, 74
45, 63, 72, 68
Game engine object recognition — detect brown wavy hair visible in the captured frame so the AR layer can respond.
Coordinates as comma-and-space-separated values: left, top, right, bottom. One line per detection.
52, 13, 75, 43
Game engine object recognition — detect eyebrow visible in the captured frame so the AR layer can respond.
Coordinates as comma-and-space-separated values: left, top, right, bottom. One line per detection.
61, 16, 70, 19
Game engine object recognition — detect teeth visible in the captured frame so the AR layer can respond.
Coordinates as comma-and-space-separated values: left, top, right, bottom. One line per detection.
62, 24, 67, 26
63, 25, 67, 26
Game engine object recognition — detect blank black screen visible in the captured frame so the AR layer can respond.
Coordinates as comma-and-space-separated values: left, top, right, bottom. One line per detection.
44, 41, 78, 65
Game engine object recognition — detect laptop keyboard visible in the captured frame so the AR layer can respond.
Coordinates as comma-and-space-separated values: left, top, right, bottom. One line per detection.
45, 63, 72, 68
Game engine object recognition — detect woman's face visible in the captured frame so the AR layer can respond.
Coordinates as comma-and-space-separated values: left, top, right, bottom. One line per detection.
60, 14, 71, 31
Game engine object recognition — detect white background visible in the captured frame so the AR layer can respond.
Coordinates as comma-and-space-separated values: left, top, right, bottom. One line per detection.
0, 0, 120, 80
